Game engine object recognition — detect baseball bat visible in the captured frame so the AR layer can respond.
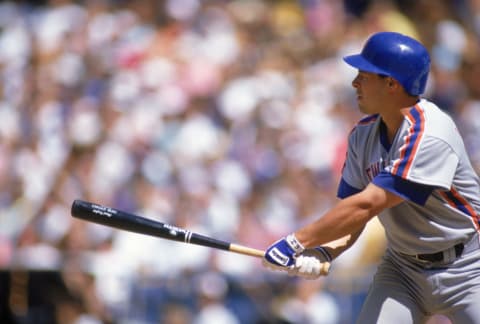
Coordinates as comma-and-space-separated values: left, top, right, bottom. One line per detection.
71, 199, 264, 258
71, 200, 330, 275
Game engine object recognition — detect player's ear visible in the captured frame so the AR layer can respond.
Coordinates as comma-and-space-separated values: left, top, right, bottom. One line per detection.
386, 77, 400, 91
387, 77, 395, 87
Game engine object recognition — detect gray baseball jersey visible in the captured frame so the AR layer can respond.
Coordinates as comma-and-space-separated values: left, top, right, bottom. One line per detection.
338, 98, 480, 255
340, 99, 480, 322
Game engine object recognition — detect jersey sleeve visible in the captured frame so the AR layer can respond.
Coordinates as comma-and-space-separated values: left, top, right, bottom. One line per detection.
387, 107, 459, 190
372, 171, 436, 205
337, 130, 365, 198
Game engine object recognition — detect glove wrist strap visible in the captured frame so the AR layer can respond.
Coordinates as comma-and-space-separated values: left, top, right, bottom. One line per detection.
315, 246, 333, 262
286, 234, 305, 254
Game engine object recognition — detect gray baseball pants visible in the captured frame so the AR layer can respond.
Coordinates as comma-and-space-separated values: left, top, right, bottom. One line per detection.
357, 237, 480, 323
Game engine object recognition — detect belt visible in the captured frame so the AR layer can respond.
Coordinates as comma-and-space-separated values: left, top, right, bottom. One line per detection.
405, 234, 480, 264
414, 243, 464, 262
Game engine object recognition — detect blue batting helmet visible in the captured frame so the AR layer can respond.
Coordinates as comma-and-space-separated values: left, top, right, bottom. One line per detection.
343, 32, 430, 95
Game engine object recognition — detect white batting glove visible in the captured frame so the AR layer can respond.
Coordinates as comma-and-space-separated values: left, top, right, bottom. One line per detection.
288, 247, 332, 280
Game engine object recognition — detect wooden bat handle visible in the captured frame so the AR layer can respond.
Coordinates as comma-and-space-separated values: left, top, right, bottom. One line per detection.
229, 243, 265, 258
321, 262, 331, 275
229, 244, 330, 275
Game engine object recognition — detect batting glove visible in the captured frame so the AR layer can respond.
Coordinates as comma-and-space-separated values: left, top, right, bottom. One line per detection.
288, 247, 332, 280
263, 234, 305, 272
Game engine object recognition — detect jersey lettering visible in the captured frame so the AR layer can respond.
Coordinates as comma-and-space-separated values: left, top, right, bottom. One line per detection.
366, 159, 389, 181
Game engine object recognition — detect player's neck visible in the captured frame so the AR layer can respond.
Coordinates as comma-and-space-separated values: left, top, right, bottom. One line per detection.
381, 96, 420, 142
380, 115, 403, 144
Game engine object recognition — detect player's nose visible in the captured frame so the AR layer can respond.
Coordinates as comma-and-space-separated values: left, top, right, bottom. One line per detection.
352, 76, 360, 89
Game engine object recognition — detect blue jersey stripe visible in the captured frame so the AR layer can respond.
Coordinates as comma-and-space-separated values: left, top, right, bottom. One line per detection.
392, 106, 425, 178
440, 190, 480, 228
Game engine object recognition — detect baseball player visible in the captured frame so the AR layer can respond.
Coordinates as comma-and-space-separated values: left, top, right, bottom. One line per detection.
262, 31, 480, 323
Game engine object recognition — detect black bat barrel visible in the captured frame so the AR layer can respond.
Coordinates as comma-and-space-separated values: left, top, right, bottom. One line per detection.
71, 199, 231, 250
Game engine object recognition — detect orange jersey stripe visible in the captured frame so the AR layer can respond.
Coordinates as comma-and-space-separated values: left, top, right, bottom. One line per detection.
440, 189, 480, 231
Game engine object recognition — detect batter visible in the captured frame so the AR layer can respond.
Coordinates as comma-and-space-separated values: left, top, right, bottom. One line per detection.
262, 32, 480, 323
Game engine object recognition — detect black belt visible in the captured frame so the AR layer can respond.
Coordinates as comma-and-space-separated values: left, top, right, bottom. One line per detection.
414, 243, 464, 262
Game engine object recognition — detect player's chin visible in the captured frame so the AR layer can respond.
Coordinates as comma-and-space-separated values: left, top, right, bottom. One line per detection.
357, 103, 368, 114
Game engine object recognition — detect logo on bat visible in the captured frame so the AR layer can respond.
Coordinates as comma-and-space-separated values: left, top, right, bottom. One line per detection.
91, 204, 117, 217
163, 224, 187, 236
162, 224, 192, 243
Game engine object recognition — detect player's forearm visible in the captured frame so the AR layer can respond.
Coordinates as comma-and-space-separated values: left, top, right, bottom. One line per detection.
295, 193, 380, 248
295, 183, 402, 248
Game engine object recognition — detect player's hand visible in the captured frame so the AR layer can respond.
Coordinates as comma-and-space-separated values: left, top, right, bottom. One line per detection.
262, 234, 305, 272
287, 247, 332, 280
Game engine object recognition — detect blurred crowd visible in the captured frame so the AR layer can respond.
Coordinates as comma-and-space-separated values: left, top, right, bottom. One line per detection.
0, 0, 479, 323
